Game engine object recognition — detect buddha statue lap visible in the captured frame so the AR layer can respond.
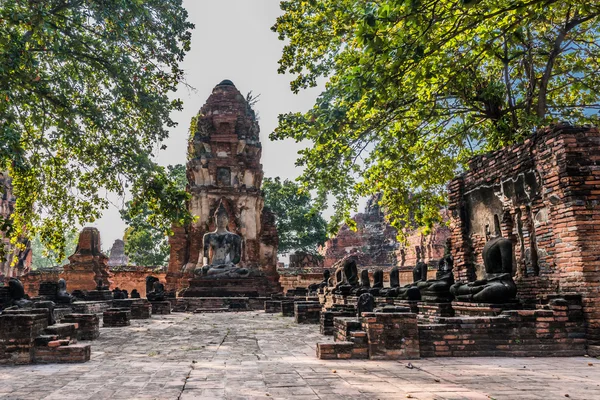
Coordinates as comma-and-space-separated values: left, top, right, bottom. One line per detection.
450, 235, 517, 303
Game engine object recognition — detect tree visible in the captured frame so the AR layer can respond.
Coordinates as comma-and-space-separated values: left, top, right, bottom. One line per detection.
121, 164, 187, 266
271, 1, 600, 236
0, 1, 194, 261
31, 229, 78, 269
262, 177, 327, 255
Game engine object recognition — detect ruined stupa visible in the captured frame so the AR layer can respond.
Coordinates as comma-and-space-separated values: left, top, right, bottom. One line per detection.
166, 80, 280, 296
107, 239, 129, 266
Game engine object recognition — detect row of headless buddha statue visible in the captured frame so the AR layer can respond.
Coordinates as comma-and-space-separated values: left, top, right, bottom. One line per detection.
318, 235, 518, 304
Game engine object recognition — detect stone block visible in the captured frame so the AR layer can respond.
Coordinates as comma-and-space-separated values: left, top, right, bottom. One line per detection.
103, 309, 131, 327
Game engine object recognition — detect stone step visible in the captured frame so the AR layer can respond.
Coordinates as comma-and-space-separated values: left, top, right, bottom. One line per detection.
34, 335, 59, 346
44, 323, 79, 341
33, 343, 91, 363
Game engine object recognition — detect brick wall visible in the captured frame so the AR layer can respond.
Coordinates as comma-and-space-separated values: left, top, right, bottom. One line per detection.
448, 125, 600, 346
19, 267, 166, 298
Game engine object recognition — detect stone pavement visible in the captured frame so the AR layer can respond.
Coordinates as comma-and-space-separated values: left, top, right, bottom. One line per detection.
0, 311, 599, 400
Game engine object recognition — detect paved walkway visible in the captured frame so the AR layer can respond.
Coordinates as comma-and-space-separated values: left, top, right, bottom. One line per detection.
0, 312, 599, 400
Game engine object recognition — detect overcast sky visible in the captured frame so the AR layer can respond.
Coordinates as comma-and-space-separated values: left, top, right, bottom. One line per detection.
92, 1, 325, 249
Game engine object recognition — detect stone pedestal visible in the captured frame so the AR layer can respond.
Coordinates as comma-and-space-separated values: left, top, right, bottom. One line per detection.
264, 300, 280, 313
150, 301, 171, 315
294, 301, 321, 324
131, 302, 152, 319
452, 301, 520, 317
103, 309, 130, 327
281, 301, 295, 317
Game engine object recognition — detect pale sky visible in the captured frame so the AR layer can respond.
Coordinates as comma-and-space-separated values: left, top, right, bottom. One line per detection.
92, 1, 325, 249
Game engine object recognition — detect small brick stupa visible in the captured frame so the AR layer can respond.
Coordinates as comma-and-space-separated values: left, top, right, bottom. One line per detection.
62, 227, 110, 291
167, 80, 280, 296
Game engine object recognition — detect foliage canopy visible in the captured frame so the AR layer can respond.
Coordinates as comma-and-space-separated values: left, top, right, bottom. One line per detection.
0, 0, 194, 261
121, 164, 187, 266
272, 0, 600, 235
30, 229, 78, 269
262, 177, 327, 255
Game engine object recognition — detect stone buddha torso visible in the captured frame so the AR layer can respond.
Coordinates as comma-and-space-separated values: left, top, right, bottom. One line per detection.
203, 230, 241, 267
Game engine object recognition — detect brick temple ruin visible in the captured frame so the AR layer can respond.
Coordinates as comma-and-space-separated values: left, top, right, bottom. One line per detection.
166, 79, 280, 297
2, 106, 599, 364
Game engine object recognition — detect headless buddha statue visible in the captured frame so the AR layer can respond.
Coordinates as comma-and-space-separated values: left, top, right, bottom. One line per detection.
380, 266, 401, 297
418, 254, 455, 302
351, 268, 371, 296
396, 248, 428, 300
198, 202, 248, 278
332, 258, 359, 295
450, 234, 517, 303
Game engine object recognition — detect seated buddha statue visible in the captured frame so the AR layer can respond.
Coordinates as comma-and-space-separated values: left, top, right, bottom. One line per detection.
369, 269, 384, 296
450, 234, 517, 303
380, 267, 401, 297
333, 258, 359, 295
197, 202, 248, 278
351, 269, 371, 296
397, 257, 428, 300
418, 254, 455, 302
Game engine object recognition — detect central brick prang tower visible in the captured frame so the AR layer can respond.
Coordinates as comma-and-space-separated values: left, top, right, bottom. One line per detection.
167, 80, 280, 295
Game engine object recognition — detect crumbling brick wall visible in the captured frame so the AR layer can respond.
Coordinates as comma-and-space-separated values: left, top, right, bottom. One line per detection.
449, 124, 600, 346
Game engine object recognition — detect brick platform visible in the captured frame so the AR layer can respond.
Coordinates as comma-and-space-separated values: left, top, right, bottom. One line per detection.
318, 312, 420, 360
362, 312, 420, 360
61, 314, 100, 340
419, 299, 586, 357
103, 309, 131, 327
294, 301, 321, 324
452, 301, 521, 316
33, 343, 91, 363
0, 314, 48, 365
